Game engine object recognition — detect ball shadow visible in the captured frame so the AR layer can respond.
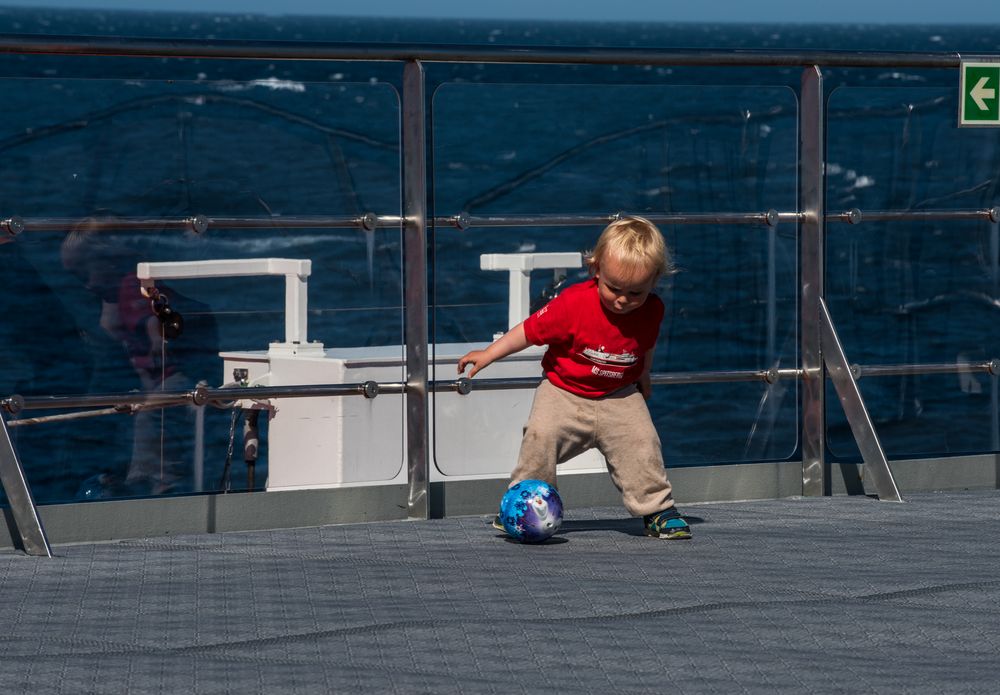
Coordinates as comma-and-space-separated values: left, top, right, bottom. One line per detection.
497, 533, 570, 545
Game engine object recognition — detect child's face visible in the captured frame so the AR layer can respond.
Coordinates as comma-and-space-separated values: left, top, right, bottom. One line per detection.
595, 255, 658, 315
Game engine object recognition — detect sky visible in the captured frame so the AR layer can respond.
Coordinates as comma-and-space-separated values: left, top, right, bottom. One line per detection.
0, 0, 993, 26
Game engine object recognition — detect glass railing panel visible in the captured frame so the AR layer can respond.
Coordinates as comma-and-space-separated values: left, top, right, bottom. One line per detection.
826, 373, 999, 458
660, 382, 799, 465
432, 83, 798, 216
827, 86, 1000, 458
0, 74, 404, 503
431, 82, 799, 473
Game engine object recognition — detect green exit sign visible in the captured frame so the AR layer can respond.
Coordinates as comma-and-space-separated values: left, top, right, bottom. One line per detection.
960, 62, 1000, 126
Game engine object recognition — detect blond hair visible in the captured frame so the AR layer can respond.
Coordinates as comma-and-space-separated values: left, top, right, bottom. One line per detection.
585, 215, 673, 279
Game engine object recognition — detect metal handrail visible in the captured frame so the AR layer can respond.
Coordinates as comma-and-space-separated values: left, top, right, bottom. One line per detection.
8, 361, 997, 421
829, 207, 1000, 225
4, 368, 789, 416
852, 360, 1000, 379
12, 206, 1000, 237
1, 211, 784, 236
0, 214, 402, 233
0, 34, 977, 68
445, 211, 785, 228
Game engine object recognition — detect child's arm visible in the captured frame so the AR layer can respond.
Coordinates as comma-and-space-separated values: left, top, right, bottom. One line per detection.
457, 322, 530, 377
637, 348, 655, 400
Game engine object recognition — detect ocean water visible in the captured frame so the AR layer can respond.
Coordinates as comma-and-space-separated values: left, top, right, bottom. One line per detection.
0, 8, 997, 502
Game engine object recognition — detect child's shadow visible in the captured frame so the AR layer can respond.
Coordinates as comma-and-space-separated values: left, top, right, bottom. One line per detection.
559, 515, 706, 537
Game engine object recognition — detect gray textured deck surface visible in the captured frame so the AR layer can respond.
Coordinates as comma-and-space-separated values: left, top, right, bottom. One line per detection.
2, 490, 1000, 693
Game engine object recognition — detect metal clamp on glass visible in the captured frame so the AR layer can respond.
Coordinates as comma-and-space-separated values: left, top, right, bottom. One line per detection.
1, 216, 24, 242
188, 214, 209, 234
191, 384, 209, 406
1, 394, 24, 415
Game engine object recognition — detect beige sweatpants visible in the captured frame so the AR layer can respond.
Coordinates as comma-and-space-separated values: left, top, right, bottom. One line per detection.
510, 379, 676, 517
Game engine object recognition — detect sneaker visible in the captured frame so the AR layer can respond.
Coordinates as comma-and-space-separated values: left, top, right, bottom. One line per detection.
643, 508, 692, 540
492, 514, 505, 532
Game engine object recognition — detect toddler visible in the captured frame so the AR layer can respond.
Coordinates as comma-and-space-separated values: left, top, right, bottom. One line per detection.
458, 215, 690, 540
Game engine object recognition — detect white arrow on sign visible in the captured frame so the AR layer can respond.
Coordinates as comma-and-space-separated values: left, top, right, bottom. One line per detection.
972, 76, 996, 110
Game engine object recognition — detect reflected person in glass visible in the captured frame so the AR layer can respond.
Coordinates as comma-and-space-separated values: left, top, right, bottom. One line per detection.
458, 216, 690, 540
61, 216, 218, 497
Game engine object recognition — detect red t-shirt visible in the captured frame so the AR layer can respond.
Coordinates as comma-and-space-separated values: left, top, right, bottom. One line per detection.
522, 278, 664, 398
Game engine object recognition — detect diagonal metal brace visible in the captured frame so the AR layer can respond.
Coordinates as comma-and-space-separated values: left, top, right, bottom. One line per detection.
0, 417, 52, 555
819, 298, 902, 502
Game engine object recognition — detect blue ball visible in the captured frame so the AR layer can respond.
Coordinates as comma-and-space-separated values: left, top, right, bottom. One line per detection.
499, 479, 563, 543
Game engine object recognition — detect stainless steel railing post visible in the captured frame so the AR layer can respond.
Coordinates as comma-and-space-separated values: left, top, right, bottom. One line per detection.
819, 299, 902, 502
992, 216, 1000, 453
402, 60, 431, 520
800, 65, 826, 497
0, 416, 51, 556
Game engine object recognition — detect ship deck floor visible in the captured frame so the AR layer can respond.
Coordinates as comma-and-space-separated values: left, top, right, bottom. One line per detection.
2, 489, 999, 693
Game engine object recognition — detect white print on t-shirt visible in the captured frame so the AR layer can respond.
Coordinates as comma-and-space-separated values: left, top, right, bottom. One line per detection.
591, 366, 624, 379
580, 345, 637, 367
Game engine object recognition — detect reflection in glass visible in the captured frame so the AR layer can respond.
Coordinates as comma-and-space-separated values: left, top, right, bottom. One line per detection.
0, 76, 402, 502
827, 87, 1000, 458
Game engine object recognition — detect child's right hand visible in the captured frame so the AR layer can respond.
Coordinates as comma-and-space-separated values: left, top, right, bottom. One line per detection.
457, 350, 488, 377
456, 323, 526, 379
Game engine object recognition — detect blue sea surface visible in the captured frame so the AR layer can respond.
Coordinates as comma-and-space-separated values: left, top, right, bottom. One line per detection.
0, 8, 997, 502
